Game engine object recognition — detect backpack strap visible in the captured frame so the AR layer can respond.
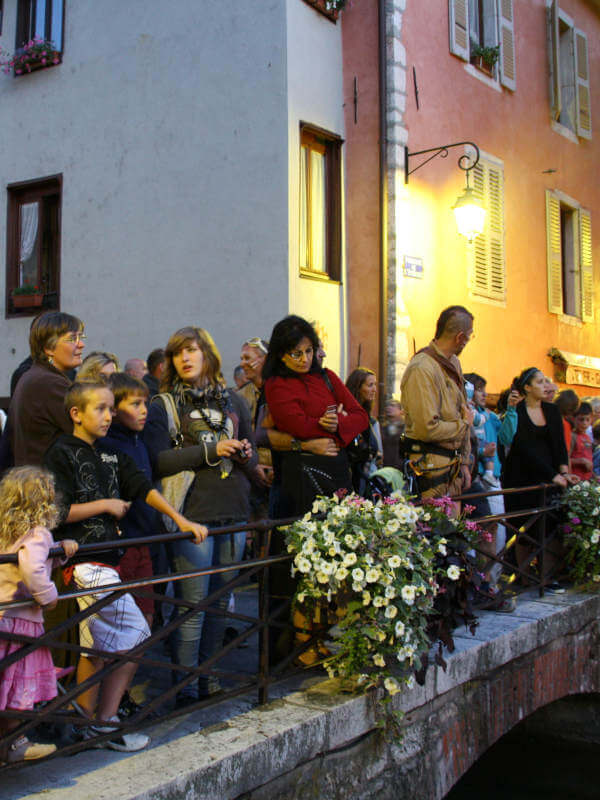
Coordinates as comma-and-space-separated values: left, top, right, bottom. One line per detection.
158, 392, 184, 448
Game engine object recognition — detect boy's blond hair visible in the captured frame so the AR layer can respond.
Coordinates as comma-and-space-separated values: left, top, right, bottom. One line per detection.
64, 381, 112, 416
0, 467, 59, 550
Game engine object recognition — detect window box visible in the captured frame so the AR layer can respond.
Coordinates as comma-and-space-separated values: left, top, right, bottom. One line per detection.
301, 0, 345, 22
11, 290, 44, 309
13, 43, 61, 75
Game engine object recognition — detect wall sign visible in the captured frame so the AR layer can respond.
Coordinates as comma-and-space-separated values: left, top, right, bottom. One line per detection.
403, 255, 423, 279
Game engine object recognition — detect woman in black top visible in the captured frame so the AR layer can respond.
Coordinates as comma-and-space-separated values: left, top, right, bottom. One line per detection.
503, 367, 575, 581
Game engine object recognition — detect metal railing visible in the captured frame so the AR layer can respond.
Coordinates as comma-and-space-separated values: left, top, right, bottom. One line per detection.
0, 484, 567, 768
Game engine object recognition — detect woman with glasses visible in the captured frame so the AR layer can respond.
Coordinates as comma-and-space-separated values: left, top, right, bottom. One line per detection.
7, 312, 86, 466
263, 316, 367, 516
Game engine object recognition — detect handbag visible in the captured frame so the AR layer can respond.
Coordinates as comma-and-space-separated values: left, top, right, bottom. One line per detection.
158, 393, 196, 532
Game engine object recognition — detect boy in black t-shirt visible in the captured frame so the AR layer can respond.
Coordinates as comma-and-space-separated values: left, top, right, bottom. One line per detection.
44, 381, 207, 751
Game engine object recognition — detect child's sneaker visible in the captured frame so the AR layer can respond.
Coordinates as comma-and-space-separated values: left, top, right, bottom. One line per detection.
6, 735, 56, 762
84, 716, 150, 752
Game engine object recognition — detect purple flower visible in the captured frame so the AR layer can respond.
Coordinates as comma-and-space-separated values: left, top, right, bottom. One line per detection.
563, 524, 572, 534
571, 517, 581, 525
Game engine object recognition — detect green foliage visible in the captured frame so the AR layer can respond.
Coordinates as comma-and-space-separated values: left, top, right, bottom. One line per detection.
562, 481, 600, 589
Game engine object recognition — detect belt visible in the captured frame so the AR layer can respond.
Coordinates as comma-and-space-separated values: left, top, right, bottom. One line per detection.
400, 436, 461, 460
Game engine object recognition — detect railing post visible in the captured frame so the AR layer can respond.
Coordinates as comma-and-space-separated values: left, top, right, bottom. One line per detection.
257, 525, 270, 705
539, 484, 547, 597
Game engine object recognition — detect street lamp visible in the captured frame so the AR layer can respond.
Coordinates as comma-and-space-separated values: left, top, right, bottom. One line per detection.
404, 141, 485, 241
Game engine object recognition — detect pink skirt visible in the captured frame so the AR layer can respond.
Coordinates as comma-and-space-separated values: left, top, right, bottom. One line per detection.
0, 616, 57, 710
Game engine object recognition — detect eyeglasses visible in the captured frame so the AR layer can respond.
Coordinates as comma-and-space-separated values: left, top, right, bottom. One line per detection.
244, 337, 268, 355
287, 346, 314, 361
61, 333, 87, 345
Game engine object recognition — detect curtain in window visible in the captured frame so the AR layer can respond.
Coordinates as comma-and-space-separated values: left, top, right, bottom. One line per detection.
19, 201, 39, 286
310, 150, 326, 272
300, 146, 308, 268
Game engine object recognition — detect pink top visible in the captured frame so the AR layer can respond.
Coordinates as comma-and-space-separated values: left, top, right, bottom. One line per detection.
0, 526, 63, 622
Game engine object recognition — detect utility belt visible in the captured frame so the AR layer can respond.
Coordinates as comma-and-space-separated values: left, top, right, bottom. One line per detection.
400, 437, 462, 493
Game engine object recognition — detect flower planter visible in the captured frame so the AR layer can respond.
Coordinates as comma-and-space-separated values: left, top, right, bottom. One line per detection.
12, 293, 44, 308
471, 55, 495, 77
301, 0, 344, 22
14, 52, 61, 76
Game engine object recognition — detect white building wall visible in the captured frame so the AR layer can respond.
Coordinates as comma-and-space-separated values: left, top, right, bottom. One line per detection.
0, 0, 289, 392
286, 0, 347, 377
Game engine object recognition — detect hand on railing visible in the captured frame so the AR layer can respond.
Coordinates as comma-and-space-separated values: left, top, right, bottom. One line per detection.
176, 517, 209, 544
60, 539, 79, 559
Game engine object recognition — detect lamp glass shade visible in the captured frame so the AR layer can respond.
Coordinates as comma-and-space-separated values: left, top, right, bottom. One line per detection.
453, 187, 486, 241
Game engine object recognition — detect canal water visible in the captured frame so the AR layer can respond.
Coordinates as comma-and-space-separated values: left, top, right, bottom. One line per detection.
445, 726, 600, 799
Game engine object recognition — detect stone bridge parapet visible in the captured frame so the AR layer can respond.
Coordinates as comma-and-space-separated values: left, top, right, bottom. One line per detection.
4, 591, 599, 800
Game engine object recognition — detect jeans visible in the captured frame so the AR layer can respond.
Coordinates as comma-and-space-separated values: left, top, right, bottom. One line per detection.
170, 521, 245, 698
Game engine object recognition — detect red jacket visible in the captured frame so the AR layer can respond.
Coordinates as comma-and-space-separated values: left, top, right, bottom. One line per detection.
264, 369, 369, 447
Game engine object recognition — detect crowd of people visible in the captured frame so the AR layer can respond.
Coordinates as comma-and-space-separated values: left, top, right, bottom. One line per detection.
0, 306, 598, 763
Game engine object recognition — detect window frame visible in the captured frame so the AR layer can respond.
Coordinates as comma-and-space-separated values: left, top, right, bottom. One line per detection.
6, 174, 62, 318
546, 188, 593, 322
299, 123, 343, 283
15, 0, 65, 54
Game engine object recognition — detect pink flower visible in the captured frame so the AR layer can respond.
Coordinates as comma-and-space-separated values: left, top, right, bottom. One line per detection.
463, 504, 476, 514
465, 520, 479, 531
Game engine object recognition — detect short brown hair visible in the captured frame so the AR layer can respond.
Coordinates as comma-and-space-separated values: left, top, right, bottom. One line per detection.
30, 311, 84, 363
108, 372, 149, 406
64, 381, 112, 415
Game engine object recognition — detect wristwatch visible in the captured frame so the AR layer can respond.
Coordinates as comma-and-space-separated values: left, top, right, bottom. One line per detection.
291, 438, 303, 452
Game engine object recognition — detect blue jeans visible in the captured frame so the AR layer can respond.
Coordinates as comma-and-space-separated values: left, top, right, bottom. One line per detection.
170, 522, 245, 697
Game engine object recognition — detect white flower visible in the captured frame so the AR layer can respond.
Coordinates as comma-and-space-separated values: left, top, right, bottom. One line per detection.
394, 620, 405, 638
297, 592, 305, 603
323, 530, 336, 545
385, 519, 400, 534
591, 530, 600, 544
335, 566, 349, 581
384, 677, 401, 695
584, 541, 591, 550
344, 534, 357, 549
438, 543, 447, 556
365, 568, 380, 584
594, 575, 600, 583
594, 508, 600, 516
295, 556, 312, 573
447, 565, 461, 581
388, 555, 402, 569
316, 572, 329, 584
401, 585, 416, 605
362, 590, 372, 606
352, 567, 365, 582
356, 673, 368, 685
373, 653, 385, 667
406, 675, 416, 690
373, 595, 385, 607
312, 499, 327, 514
384, 605, 398, 619
364, 554, 374, 566
302, 538, 315, 554
381, 573, 393, 586
319, 560, 335, 576
385, 585, 397, 599
287, 543, 295, 553
343, 552, 358, 567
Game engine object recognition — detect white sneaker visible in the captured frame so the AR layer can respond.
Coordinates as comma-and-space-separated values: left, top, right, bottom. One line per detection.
85, 716, 150, 752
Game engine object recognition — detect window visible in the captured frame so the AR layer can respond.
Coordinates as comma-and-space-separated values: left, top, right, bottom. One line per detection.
299, 125, 342, 281
548, 0, 591, 139
6, 176, 61, 316
469, 155, 506, 302
449, 0, 516, 90
546, 190, 593, 321
16, 0, 64, 52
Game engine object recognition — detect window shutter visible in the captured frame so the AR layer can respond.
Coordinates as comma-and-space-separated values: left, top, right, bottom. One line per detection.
549, 0, 561, 121
546, 190, 563, 314
579, 209, 593, 322
497, 0, 516, 91
574, 29, 592, 139
471, 160, 505, 301
449, 0, 469, 61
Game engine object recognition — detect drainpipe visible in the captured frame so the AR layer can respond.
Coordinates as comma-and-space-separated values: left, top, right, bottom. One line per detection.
378, 0, 389, 419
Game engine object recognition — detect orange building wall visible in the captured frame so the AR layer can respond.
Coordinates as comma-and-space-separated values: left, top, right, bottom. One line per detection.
399, 0, 600, 396
342, 0, 382, 378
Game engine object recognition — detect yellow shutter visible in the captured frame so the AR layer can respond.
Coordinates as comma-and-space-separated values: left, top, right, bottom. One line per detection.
574, 29, 592, 139
471, 160, 505, 301
579, 209, 594, 322
549, 0, 561, 121
497, 0, 516, 91
449, 0, 469, 61
546, 190, 563, 314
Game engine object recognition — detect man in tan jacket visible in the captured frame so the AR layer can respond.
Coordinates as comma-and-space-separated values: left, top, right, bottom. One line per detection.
400, 306, 475, 498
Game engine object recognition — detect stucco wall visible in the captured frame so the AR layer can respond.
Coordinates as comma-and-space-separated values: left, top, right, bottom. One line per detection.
0, 0, 289, 391
286, 0, 347, 376
399, 0, 600, 394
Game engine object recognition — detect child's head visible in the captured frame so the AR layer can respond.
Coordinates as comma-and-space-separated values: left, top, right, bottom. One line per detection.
575, 401, 593, 433
464, 372, 487, 407
107, 372, 149, 432
0, 467, 59, 550
65, 381, 114, 444
78, 351, 120, 382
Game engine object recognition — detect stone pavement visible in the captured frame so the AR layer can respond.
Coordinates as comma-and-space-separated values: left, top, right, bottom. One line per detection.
1, 588, 597, 800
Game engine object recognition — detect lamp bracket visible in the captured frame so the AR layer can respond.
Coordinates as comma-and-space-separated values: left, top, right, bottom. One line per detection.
404, 141, 480, 184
